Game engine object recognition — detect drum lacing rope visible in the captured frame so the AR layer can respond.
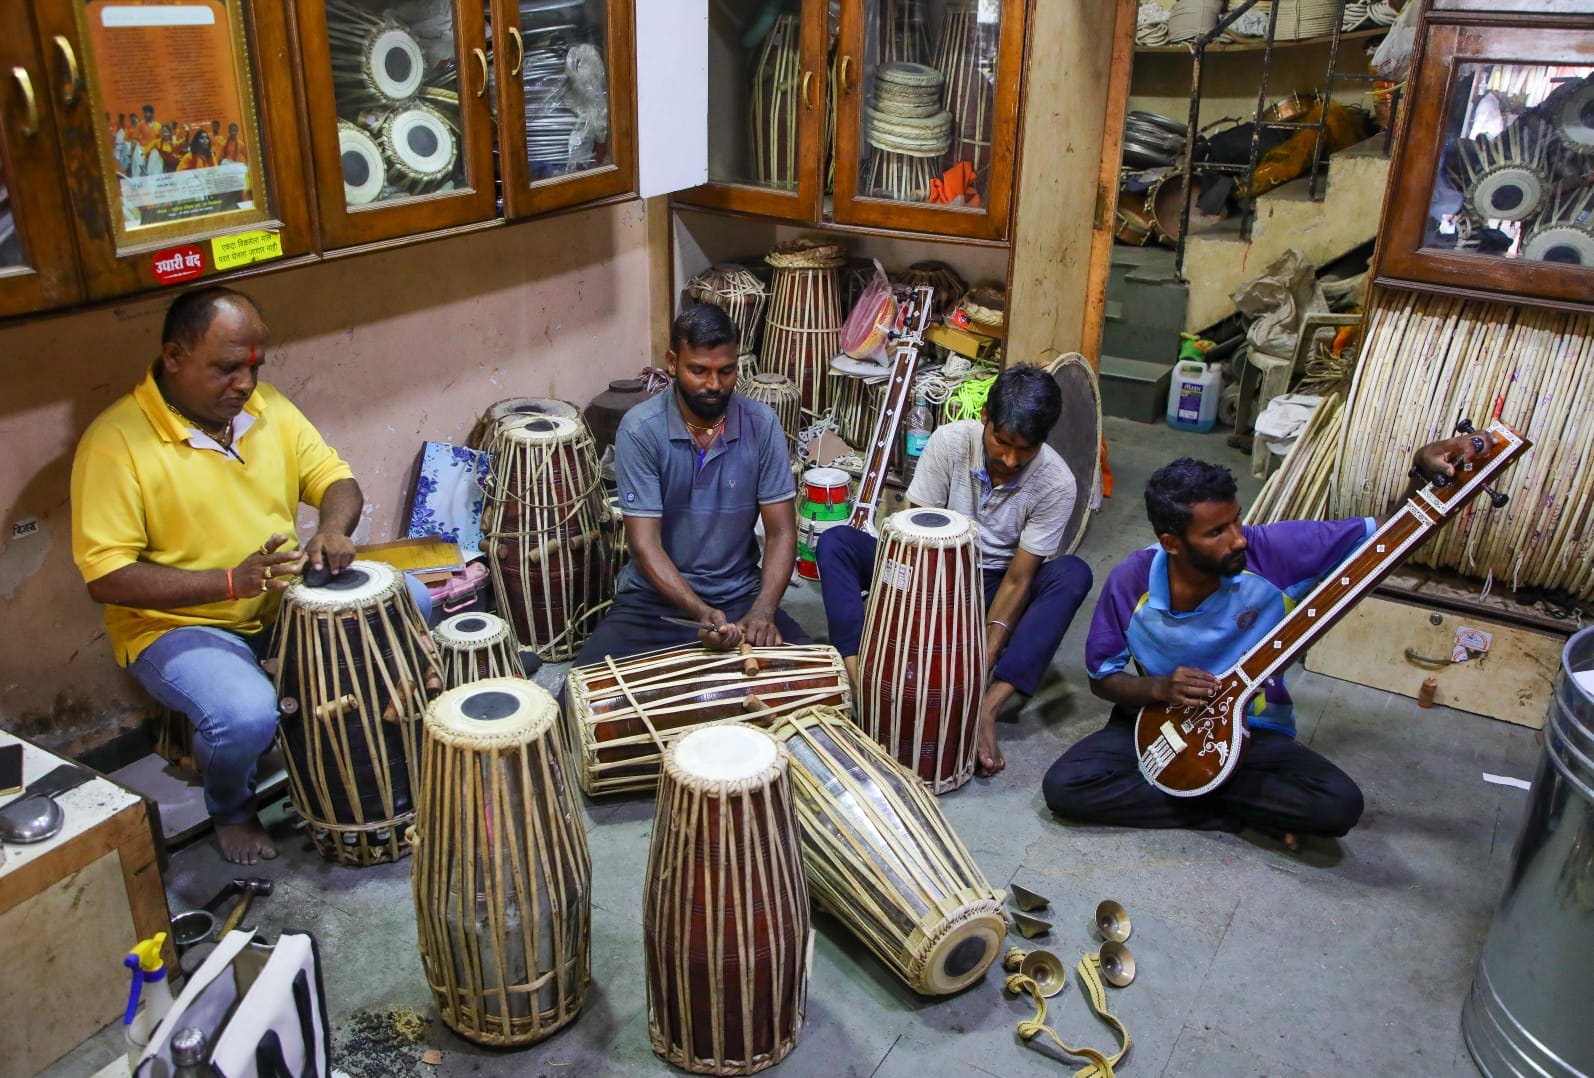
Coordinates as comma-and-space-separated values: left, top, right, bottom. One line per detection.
602, 654, 669, 758
1004, 954, 1130, 1077
944, 375, 997, 423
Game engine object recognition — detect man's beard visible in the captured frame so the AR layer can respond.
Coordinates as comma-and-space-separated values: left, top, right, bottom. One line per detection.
1189, 547, 1247, 578
679, 383, 729, 421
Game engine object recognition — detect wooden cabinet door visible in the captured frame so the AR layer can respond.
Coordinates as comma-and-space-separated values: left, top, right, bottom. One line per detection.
30, 0, 315, 299
831, 0, 1024, 240
671, 0, 827, 221
296, 0, 496, 247
492, 0, 637, 219
0, 3, 84, 317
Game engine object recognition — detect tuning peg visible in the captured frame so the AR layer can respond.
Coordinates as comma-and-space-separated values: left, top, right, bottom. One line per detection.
1454, 418, 1476, 435
1484, 485, 1509, 508
1410, 466, 1450, 489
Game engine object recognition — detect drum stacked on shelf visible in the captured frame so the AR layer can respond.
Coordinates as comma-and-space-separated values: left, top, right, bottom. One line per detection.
482, 414, 617, 661
796, 468, 852, 580
683, 263, 768, 356
773, 707, 1007, 995
864, 63, 951, 203
762, 241, 846, 414
272, 559, 438, 866
897, 261, 968, 320
467, 396, 580, 450
644, 725, 810, 1075
829, 371, 887, 450
749, 13, 803, 191
563, 643, 851, 796
433, 612, 525, 690
739, 372, 803, 460
412, 679, 591, 1046
856, 508, 987, 794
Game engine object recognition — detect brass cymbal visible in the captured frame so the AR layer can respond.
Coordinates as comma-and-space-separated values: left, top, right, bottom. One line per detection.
1099, 941, 1136, 987
1095, 899, 1131, 943
1010, 884, 1050, 912
1012, 911, 1053, 939
1020, 949, 1069, 999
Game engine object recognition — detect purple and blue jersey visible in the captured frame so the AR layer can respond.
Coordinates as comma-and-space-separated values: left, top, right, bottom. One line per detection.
1084, 518, 1376, 735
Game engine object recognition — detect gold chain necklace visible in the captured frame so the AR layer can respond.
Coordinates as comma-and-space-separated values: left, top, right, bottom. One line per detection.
165, 401, 233, 446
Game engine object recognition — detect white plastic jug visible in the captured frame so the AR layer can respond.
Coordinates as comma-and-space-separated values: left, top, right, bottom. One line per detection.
1166, 359, 1221, 433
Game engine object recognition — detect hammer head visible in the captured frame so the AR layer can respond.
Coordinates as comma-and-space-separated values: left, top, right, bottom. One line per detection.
242, 878, 274, 896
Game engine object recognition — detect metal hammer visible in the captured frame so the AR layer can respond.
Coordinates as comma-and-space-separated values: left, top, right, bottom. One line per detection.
215, 877, 273, 938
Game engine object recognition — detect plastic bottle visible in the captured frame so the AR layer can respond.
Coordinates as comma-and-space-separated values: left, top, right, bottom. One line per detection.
124, 933, 175, 1068
903, 391, 933, 478
1165, 335, 1220, 433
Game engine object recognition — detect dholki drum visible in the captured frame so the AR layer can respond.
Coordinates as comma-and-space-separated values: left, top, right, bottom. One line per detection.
796, 468, 852, 581
773, 706, 1006, 995
432, 612, 524, 690
482, 415, 616, 661
273, 560, 438, 866
857, 508, 987, 794
467, 397, 580, 451
412, 679, 591, 1046
1462, 626, 1594, 1076
644, 725, 810, 1075
564, 644, 851, 797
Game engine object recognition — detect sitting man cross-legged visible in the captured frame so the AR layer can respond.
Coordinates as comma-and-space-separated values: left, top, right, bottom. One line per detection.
816, 364, 1094, 776
571, 303, 809, 667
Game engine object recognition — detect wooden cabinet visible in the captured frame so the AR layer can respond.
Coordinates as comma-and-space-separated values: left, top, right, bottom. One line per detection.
295, 0, 636, 248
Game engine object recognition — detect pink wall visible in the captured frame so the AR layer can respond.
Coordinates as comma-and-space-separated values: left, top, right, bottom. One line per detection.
0, 200, 653, 753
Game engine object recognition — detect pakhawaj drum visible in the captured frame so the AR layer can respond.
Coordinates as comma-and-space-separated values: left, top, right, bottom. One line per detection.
412, 679, 591, 1046
644, 725, 811, 1075
432, 612, 525, 690
856, 508, 987, 794
482, 415, 617, 661
273, 559, 438, 866
564, 644, 851, 796
773, 706, 1006, 995
762, 241, 845, 414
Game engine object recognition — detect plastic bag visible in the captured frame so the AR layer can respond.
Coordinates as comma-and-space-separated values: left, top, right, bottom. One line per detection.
839, 261, 898, 362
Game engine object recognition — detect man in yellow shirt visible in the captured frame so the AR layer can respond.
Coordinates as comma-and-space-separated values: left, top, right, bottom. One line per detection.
72, 287, 373, 864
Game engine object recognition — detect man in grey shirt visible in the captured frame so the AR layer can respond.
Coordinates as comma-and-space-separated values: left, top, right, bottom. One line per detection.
816, 365, 1093, 776
570, 303, 809, 667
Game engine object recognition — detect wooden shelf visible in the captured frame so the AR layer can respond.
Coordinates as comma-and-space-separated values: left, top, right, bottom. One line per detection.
1135, 26, 1387, 54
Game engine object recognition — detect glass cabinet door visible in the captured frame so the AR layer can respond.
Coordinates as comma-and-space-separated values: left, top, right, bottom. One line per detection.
493, 0, 635, 217
832, 0, 1023, 240
673, 0, 826, 221
296, 0, 496, 246
0, 3, 83, 317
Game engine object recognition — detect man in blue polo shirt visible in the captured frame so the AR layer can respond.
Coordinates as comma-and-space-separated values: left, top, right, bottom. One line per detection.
570, 303, 808, 666
1043, 434, 1477, 847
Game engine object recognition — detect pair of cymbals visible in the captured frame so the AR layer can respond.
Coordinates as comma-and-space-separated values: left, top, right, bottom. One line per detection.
1003, 945, 1068, 998
1093, 899, 1135, 986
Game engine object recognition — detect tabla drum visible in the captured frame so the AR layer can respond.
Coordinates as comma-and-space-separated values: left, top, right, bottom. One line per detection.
1042, 352, 1102, 556
772, 706, 1006, 995
683, 263, 768, 355
564, 643, 851, 797
856, 508, 986, 794
762, 241, 845, 414
433, 612, 525, 690
468, 397, 581, 450
796, 468, 852, 581
739, 373, 802, 459
273, 560, 438, 866
412, 679, 591, 1046
644, 725, 810, 1075
482, 415, 616, 660
337, 120, 386, 206
381, 103, 458, 196
326, 12, 425, 108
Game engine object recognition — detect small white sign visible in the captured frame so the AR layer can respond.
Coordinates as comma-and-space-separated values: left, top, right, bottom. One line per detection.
11, 518, 40, 540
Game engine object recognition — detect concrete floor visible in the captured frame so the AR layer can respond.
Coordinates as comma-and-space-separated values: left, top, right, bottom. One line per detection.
57, 418, 1538, 1077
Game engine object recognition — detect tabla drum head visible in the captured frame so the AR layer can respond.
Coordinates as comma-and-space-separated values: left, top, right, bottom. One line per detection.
671, 724, 780, 784
487, 397, 580, 423
382, 105, 456, 183
922, 911, 1006, 995
1043, 352, 1102, 556
1552, 77, 1594, 152
803, 467, 851, 489
500, 413, 582, 445
284, 559, 397, 608
435, 612, 512, 647
1523, 224, 1594, 267
1468, 166, 1544, 223
368, 27, 424, 101
337, 121, 385, 206
886, 506, 973, 544
426, 677, 557, 744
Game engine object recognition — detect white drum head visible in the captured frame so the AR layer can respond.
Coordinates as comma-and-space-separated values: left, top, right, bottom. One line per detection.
427, 677, 557, 744
368, 27, 425, 100
1469, 166, 1544, 222
435, 612, 510, 647
1524, 225, 1594, 267
887, 507, 972, 543
337, 122, 385, 206
383, 106, 456, 181
803, 467, 851, 489
672, 724, 779, 782
750, 373, 792, 389
501, 414, 582, 446
1553, 79, 1594, 151
487, 397, 579, 423
284, 559, 398, 609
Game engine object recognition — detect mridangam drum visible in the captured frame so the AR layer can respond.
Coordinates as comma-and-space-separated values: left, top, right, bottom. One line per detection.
773, 706, 1005, 995
273, 560, 438, 866
482, 415, 616, 660
468, 397, 581, 450
857, 508, 986, 794
644, 725, 810, 1075
564, 644, 851, 796
413, 679, 591, 1045
762, 241, 845, 414
433, 612, 525, 689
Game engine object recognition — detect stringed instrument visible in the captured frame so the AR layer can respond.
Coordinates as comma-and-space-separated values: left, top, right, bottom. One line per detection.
1135, 418, 1531, 797
845, 284, 935, 532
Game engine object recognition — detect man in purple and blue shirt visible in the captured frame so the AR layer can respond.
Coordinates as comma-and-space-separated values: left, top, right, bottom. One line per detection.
1044, 434, 1478, 847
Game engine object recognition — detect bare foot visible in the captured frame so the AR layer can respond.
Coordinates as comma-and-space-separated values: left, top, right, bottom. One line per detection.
1282, 832, 1301, 853
975, 714, 1006, 777
216, 818, 278, 865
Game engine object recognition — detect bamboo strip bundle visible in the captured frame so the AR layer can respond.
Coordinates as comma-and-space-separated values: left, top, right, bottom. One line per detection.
750, 13, 802, 191
932, 0, 998, 179
763, 241, 846, 413
877, 0, 931, 65
1246, 393, 1344, 525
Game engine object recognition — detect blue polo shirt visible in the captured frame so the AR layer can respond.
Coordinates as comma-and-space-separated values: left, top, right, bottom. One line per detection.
1084, 517, 1375, 735
613, 390, 795, 608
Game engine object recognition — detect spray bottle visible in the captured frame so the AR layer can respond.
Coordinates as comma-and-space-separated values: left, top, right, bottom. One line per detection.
124, 932, 174, 1068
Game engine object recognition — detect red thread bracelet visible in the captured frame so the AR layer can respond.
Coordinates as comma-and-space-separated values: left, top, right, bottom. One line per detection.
226, 567, 238, 601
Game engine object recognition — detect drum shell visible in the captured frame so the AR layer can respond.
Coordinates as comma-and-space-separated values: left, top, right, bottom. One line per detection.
1462, 626, 1594, 1077
644, 739, 809, 1073
434, 614, 524, 690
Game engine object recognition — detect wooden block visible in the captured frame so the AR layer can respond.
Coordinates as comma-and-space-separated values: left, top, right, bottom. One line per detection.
356, 536, 463, 574
925, 322, 999, 360
1303, 596, 1565, 728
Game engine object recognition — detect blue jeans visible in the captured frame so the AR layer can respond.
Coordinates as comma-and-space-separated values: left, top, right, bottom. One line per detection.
815, 526, 1092, 696
129, 576, 432, 825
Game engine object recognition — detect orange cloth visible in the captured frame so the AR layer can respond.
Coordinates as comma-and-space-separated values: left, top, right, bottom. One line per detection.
928, 160, 983, 208
220, 137, 247, 164
177, 151, 215, 171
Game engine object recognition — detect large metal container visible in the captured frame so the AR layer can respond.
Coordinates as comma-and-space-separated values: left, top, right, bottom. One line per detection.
1462, 625, 1594, 1077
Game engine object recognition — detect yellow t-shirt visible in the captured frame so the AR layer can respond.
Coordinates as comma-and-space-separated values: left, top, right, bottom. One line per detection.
71, 370, 354, 665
